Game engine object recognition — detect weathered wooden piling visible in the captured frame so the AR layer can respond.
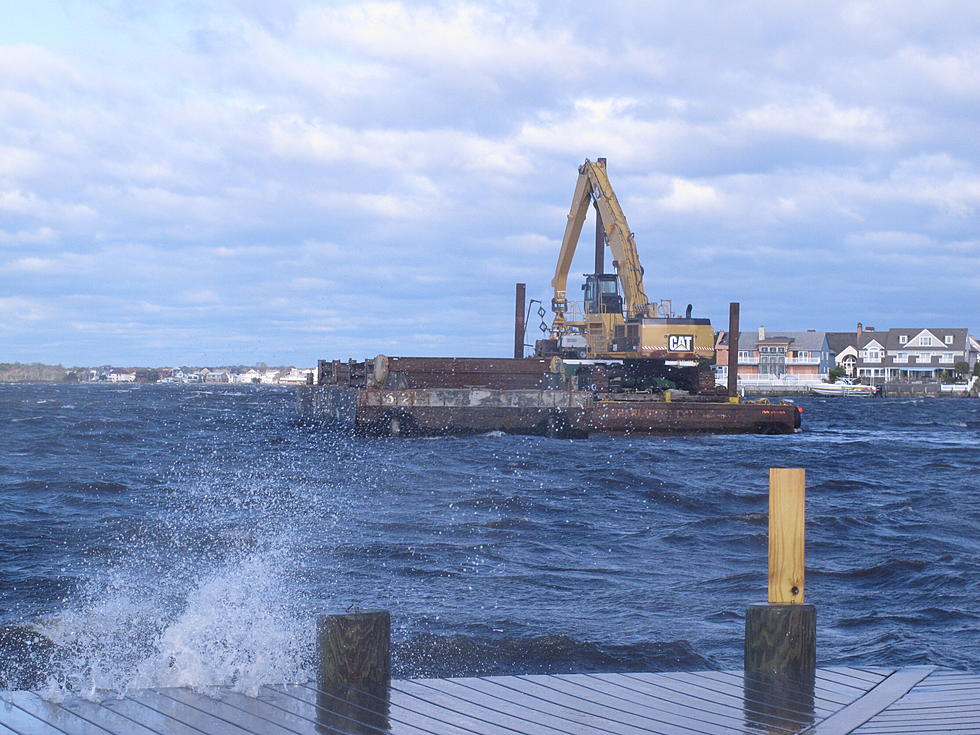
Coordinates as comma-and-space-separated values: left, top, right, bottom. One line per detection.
744, 468, 816, 732
727, 301, 740, 398
315, 611, 391, 734
514, 283, 526, 360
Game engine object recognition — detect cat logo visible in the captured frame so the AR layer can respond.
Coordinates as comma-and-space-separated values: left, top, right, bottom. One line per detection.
668, 334, 694, 352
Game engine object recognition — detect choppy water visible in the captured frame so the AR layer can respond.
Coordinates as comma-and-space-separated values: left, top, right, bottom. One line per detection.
1, 383, 978, 698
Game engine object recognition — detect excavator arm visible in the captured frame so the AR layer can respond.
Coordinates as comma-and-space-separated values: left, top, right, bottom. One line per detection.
550, 159, 652, 334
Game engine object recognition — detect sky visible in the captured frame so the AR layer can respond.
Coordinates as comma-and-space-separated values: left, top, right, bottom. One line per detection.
1, 0, 979, 366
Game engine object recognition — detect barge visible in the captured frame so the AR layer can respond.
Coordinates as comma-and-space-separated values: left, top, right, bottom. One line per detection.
297, 158, 803, 437
297, 355, 800, 437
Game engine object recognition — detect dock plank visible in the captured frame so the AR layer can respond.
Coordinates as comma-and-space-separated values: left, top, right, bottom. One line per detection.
3, 667, 979, 734
283, 682, 480, 735
411, 677, 602, 735
396, 678, 583, 735
665, 670, 842, 716
563, 673, 750, 727
511, 673, 735, 734
808, 666, 935, 734
1, 692, 116, 735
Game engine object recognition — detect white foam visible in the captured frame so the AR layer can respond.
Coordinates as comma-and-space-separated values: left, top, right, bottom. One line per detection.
37, 552, 310, 701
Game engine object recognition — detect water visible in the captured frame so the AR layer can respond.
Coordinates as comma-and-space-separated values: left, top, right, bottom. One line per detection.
1, 383, 978, 698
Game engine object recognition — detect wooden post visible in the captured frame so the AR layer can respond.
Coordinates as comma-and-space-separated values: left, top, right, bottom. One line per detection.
768, 468, 805, 604
316, 611, 390, 734
743, 468, 815, 732
595, 157, 607, 273
514, 283, 526, 360
727, 302, 740, 398
317, 611, 390, 689
745, 468, 814, 672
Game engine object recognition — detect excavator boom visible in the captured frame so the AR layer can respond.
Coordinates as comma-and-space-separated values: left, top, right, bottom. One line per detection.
551, 159, 651, 328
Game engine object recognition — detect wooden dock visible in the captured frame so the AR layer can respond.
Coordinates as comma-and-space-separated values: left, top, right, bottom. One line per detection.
1, 666, 978, 734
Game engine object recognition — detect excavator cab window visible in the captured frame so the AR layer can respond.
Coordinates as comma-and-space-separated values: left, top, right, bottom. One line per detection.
583, 274, 623, 315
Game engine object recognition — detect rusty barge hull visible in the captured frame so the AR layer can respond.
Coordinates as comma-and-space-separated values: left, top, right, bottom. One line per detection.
298, 386, 799, 437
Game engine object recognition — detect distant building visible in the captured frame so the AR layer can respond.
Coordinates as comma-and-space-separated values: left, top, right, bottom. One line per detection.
260, 369, 281, 385
108, 369, 136, 383
233, 369, 263, 384
830, 324, 978, 380
278, 368, 314, 386
714, 327, 835, 380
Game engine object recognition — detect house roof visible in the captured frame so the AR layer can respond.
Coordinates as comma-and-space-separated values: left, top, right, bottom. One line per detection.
720, 331, 829, 352
883, 328, 969, 350
826, 332, 856, 354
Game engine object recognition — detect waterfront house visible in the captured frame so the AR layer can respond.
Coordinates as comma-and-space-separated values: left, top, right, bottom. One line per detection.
107, 369, 136, 383
233, 369, 263, 384
714, 327, 835, 381
831, 324, 978, 380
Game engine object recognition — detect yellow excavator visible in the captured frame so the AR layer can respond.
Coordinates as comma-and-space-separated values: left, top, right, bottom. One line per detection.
535, 158, 716, 393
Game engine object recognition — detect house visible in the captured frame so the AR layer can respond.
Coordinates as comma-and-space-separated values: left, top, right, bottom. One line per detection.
714, 327, 835, 381
260, 369, 282, 384
277, 368, 314, 386
831, 324, 978, 381
107, 369, 136, 383
233, 369, 263, 384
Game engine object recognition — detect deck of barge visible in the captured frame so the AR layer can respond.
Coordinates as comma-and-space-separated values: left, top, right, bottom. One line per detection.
2, 666, 976, 734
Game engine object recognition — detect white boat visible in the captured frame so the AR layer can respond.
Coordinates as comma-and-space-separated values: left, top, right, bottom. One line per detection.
810, 382, 877, 396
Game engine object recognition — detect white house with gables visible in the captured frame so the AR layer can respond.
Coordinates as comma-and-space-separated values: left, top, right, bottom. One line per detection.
832, 324, 978, 380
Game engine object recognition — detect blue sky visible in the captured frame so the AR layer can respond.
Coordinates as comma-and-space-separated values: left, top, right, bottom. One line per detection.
1, 0, 978, 366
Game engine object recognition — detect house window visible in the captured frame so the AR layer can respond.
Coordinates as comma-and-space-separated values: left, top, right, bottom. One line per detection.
920, 336, 933, 346
941, 352, 954, 363
898, 335, 907, 344
945, 335, 953, 344
896, 352, 908, 362
738, 351, 751, 359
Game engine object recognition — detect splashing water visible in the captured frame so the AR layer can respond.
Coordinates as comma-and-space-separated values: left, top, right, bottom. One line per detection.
36, 551, 310, 701
11, 388, 354, 700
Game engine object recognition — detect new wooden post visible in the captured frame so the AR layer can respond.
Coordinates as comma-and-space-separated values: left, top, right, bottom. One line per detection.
768, 468, 805, 604
316, 611, 391, 734
745, 468, 815, 674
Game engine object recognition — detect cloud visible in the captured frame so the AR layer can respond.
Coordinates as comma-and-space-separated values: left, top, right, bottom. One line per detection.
0, 296, 53, 323
735, 94, 896, 146
845, 231, 935, 250
295, 2, 594, 81
1, 251, 96, 273
179, 290, 221, 305
658, 178, 725, 213
0, 226, 57, 245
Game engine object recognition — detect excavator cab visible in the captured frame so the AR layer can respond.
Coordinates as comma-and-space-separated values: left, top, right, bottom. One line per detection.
582, 274, 623, 315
